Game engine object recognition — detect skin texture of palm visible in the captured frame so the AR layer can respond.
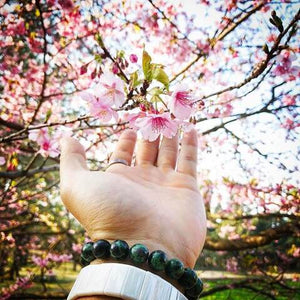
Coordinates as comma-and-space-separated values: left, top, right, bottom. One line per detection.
60, 129, 206, 268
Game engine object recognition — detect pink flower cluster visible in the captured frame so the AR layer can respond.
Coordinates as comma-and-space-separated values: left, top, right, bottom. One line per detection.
226, 257, 239, 273
82, 72, 197, 140
81, 71, 126, 122
127, 84, 196, 141
219, 224, 240, 240
0, 275, 32, 300
32, 253, 72, 268
28, 127, 71, 157
273, 50, 300, 81
72, 243, 82, 254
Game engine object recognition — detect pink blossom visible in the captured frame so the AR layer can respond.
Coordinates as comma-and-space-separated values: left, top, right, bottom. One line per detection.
29, 38, 43, 53
282, 118, 298, 130
124, 111, 146, 130
95, 72, 125, 107
129, 54, 138, 63
292, 247, 300, 258
28, 128, 60, 157
219, 224, 239, 239
273, 50, 300, 81
267, 33, 277, 43
72, 243, 82, 254
80, 92, 118, 122
58, 0, 74, 11
196, 41, 210, 55
0, 156, 5, 165
135, 113, 178, 141
282, 95, 296, 106
226, 257, 238, 273
31, 253, 72, 268
6, 19, 26, 36
224, 0, 237, 11
0, 275, 32, 300
169, 84, 195, 120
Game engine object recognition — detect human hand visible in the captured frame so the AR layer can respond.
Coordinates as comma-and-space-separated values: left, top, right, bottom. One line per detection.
60, 129, 206, 268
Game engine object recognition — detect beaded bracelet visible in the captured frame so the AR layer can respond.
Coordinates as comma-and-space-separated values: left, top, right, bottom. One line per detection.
81, 239, 203, 300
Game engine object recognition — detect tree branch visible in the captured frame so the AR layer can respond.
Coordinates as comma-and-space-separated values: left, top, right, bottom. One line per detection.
204, 221, 299, 251
170, 1, 266, 82
194, 9, 300, 103
0, 164, 59, 179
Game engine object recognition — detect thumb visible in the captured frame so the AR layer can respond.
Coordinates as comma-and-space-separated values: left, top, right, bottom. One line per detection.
60, 137, 88, 179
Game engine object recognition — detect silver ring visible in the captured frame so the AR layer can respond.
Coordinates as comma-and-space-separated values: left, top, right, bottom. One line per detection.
106, 158, 129, 169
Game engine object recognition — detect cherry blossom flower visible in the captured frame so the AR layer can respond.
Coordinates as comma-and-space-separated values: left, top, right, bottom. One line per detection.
28, 128, 61, 157
0, 275, 32, 300
169, 84, 195, 120
124, 111, 146, 130
273, 50, 300, 81
135, 113, 178, 141
95, 72, 125, 107
80, 92, 118, 122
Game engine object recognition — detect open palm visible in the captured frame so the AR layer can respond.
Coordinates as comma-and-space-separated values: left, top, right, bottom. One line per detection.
60, 129, 206, 267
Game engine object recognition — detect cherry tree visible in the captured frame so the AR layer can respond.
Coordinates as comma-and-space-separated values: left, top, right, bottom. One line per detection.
0, 0, 299, 298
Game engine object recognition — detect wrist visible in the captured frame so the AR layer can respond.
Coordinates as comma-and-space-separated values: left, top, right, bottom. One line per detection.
81, 239, 203, 298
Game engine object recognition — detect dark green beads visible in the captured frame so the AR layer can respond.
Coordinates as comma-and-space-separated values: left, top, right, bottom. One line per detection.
178, 268, 198, 289
185, 278, 204, 298
93, 239, 111, 259
165, 258, 184, 279
130, 244, 149, 264
80, 255, 90, 266
110, 240, 129, 259
81, 239, 204, 297
148, 250, 168, 271
81, 242, 95, 262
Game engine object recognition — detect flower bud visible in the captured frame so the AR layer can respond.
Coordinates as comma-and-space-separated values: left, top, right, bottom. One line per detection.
129, 54, 138, 63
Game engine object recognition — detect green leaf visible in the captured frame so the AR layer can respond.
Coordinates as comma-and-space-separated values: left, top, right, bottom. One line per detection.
150, 94, 163, 103
152, 66, 169, 90
148, 87, 163, 96
45, 109, 52, 122
95, 54, 102, 64
130, 71, 142, 88
142, 50, 152, 80
95, 33, 104, 47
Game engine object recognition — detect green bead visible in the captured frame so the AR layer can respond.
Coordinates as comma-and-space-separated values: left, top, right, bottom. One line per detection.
93, 239, 111, 259
148, 250, 167, 271
185, 278, 204, 298
80, 255, 89, 267
110, 240, 129, 259
178, 268, 198, 289
129, 244, 149, 264
165, 258, 184, 279
81, 242, 95, 262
